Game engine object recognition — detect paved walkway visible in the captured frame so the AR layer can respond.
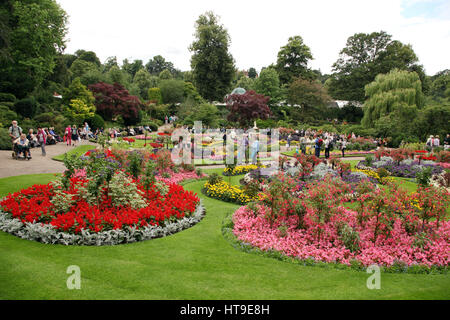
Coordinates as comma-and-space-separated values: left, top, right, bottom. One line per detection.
0, 140, 97, 178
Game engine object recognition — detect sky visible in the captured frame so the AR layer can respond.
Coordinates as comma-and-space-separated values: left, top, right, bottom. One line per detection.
55, 0, 450, 76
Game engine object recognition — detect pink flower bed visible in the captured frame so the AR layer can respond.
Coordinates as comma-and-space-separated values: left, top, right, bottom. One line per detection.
437, 162, 450, 169
156, 169, 205, 185
233, 205, 450, 268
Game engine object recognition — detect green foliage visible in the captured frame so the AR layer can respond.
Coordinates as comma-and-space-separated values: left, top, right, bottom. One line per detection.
416, 167, 433, 187
69, 59, 98, 80
184, 82, 204, 104
14, 97, 38, 118
88, 114, 105, 130
207, 173, 223, 185
189, 11, 235, 101
0, 93, 16, 103
0, 127, 11, 150
254, 67, 281, 104
0, 104, 18, 128
275, 35, 314, 85
133, 68, 153, 99
336, 222, 360, 253
328, 31, 420, 102
0, 0, 68, 98
362, 69, 424, 144
65, 99, 95, 125
126, 151, 143, 179
147, 87, 163, 104
63, 77, 95, 106
159, 79, 185, 104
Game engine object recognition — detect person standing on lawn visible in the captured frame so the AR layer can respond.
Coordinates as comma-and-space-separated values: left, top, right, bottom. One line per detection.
341, 139, 347, 157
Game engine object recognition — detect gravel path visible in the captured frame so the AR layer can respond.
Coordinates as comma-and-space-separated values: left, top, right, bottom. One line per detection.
0, 140, 97, 178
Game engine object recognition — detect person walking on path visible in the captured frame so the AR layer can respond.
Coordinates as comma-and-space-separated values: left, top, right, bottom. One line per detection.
65, 125, 72, 146
341, 139, 347, 158
36, 126, 47, 156
71, 125, 78, 147
324, 137, 331, 159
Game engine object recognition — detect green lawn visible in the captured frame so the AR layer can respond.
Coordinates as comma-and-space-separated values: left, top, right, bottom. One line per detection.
52, 145, 95, 161
0, 173, 449, 299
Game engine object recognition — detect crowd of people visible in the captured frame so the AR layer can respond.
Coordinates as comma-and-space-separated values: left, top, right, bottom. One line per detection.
7, 120, 98, 160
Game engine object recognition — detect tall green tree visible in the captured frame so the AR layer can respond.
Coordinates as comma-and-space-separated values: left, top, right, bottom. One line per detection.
254, 67, 281, 104
275, 36, 314, 85
0, 0, 68, 98
123, 59, 144, 78
146, 55, 175, 75
362, 69, 424, 128
133, 68, 153, 99
189, 11, 235, 102
287, 77, 331, 121
248, 67, 257, 79
328, 31, 422, 102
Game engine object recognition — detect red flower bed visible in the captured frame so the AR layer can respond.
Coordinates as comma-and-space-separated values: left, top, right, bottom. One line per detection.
123, 137, 136, 143
0, 178, 199, 235
150, 142, 164, 148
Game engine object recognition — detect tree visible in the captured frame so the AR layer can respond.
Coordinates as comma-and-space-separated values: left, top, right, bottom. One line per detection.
189, 11, 235, 102
287, 78, 331, 109
189, 103, 220, 127
159, 69, 173, 80
145, 55, 175, 75
429, 70, 449, 101
158, 79, 185, 104
148, 88, 163, 104
254, 67, 281, 104
103, 56, 118, 73
275, 36, 314, 85
133, 69, 153, 99
122, 59, 143, 78
63, 78, 95, 107
248, 67, 257, 79
105, 65, 130, 87
69, 59, 98, 79
236, 77, 255, 91
77, 50, 101, 67
225, 90, 272, 127
0, 0, 68, 98
184, 82, 204, 104
362, 69, 424, 131
66, 98, 95, 125
89, 82, 142, 125
328, 31, 422, 102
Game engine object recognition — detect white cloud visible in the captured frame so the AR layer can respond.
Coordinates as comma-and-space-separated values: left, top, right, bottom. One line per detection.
56, 0, 449, 75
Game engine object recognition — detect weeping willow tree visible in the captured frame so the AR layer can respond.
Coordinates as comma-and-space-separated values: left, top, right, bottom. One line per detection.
362, 69, 424, 127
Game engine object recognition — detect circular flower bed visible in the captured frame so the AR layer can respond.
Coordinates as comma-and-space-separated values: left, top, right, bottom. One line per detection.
231, 174, 450, 272
0, 148, 204, 246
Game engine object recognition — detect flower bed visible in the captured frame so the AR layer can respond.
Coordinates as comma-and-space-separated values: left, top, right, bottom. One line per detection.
0, 147, 203, 245
203, 180, 258, 205
223, 164, 263, 176
232, 177, 450, 271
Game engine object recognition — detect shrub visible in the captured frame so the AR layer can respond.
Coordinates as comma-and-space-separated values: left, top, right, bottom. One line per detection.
0, 128, 12, 150
0, 93, 17, 103
207, 173, 223, 185
15, 97, 38, 118
416, 167, 433, 186
365, 155, 374, 167
89, 114, 105, 130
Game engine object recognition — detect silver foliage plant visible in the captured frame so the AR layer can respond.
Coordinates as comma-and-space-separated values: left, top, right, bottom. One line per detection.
0, 202, 205, 246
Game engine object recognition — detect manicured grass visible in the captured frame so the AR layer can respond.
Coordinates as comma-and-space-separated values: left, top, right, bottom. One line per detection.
0, 173, 449, 299
52, 145, 95, 161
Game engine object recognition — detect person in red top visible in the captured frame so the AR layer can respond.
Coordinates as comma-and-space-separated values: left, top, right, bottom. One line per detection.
65, 125, 72, 146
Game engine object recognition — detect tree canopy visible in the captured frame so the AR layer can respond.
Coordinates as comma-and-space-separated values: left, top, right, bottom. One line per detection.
275, 36, 314, 85
0, 0, 68, 98
327, 31, 422, 102
225, 90, 272, 127
362, 69, 424, 128
189, 11, 235, 102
